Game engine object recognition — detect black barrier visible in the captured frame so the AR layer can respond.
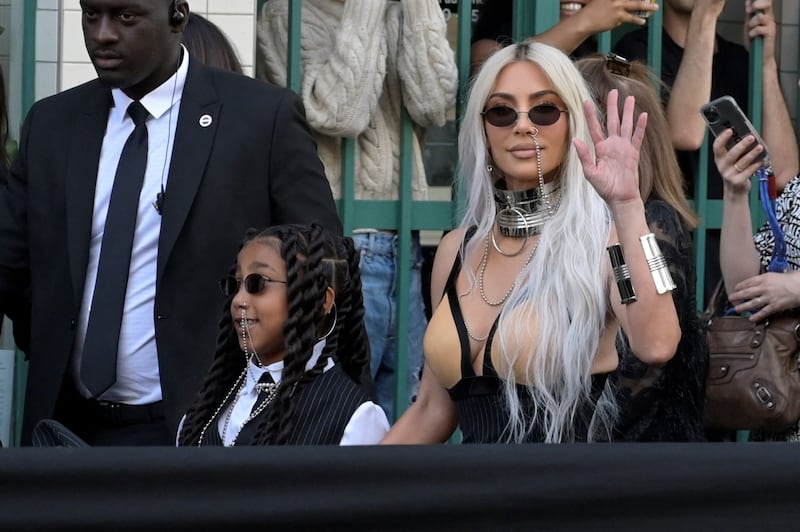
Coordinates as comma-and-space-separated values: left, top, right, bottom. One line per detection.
0, 443, 797, 530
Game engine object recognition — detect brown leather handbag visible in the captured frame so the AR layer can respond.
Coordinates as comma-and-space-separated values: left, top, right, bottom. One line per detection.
703, 282, 800, 431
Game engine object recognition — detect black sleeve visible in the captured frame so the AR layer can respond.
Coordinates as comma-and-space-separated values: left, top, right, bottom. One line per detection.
267, 89, 343, 236
0, 105, 33, 347
611, 200, 708, 442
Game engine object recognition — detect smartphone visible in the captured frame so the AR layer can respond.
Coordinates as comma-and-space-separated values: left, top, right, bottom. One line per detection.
700, 95, 769, 163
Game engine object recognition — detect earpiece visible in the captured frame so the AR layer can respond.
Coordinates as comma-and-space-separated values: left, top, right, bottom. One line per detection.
169, 0, 185, 26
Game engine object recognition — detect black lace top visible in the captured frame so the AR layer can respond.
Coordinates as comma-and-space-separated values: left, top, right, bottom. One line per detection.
610, 200, 709, 442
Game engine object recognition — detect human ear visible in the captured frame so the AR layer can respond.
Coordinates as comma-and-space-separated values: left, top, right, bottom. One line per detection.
322, 286, 335, 315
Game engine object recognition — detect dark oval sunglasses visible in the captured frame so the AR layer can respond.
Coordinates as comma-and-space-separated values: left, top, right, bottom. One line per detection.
219, 274, 287, 297
481, 103, 568, 128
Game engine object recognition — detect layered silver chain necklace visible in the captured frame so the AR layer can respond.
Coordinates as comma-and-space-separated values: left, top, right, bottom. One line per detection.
196, 311, 280, 446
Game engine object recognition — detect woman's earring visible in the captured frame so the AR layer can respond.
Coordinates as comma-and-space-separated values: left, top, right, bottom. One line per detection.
487, 163, 493, 173
317, 303, 338, 341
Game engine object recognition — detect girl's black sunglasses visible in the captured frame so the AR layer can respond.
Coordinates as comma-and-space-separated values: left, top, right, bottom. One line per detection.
219, 274, 287, 297
481, 103, 568, 128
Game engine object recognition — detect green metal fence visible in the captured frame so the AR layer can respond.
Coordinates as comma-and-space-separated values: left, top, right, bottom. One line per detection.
7, 0, 37, 447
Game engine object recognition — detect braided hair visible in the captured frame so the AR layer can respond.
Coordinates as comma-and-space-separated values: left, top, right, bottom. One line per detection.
178, 224, 369, 446
335, 237, 370, 383
178, 228, 259, 446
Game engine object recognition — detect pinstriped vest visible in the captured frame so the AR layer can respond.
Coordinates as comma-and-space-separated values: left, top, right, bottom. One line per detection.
201, 364, 369, 446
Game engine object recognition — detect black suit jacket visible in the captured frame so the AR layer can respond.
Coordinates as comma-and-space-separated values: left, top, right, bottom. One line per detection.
1, 60, 341, 443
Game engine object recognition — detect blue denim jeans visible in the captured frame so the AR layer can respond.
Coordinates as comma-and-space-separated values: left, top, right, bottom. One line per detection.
353, 232, 427, 421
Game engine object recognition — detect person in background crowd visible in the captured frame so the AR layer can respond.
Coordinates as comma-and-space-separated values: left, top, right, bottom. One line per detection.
470, 0, 658, 75
258, 0, 459, 421
181, 12, 243, 74
578, 54, 708, 442
714, 125, 800, 442
382, 42, 680, 444
0, 64, 31, 358
614, 0, 798, 305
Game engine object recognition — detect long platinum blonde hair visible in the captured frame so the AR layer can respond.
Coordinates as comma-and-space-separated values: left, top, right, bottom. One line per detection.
458, 42, 616, 442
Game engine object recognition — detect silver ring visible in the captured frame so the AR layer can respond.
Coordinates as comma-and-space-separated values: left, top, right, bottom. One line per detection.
734, 163, 744, 172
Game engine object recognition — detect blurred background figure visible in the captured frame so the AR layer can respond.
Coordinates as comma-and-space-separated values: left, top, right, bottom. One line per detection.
578, 54, 708, 442
0, 64, 9, 186
614, 0, 798, 306
182, 13, 243, 74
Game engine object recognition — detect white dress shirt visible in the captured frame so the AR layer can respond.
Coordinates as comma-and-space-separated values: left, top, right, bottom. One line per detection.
72, 47, 190, 403
177, 340, 389, 446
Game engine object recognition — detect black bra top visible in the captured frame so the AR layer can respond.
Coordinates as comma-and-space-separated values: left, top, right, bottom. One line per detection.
441, 227, 512, 400
442, 227, 608, 401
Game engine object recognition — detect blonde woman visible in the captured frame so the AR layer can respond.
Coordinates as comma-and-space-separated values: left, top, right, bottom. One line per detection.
383, 43, 680, 444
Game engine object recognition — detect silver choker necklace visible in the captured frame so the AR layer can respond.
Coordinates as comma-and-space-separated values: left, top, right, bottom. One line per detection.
493, 179, 560, 237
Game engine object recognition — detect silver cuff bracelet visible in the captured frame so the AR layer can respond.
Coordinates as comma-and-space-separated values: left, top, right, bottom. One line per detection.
640, 233, 676, 294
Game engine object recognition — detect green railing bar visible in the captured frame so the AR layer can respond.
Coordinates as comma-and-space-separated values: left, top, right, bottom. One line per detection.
393, 108, 414, 421
700, 199, 723, 229
333, 200, 454, 231
747, 36, 765, 231
694, 140, 709, 311
530, 1, 558, 36
596, 31, 611, 54
13, 350, 26, 446
513, 0, 530, 39
339, 139, 357, 235
13, 0, 38, 446
456, 0, 472, 115
735, 33, 765, 443
647, 8, 662, 80
455, 0, 473, 221
21, 0, 37, 117
286, 0, 302, 93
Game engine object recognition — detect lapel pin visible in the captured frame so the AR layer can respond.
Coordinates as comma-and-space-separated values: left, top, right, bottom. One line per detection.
199, 114, 213, 128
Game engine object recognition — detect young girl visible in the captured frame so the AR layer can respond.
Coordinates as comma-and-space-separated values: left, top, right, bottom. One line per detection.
178, 224, 388, 446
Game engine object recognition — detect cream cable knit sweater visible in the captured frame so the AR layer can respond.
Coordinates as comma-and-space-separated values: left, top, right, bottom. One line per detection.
257, 0, 459, 201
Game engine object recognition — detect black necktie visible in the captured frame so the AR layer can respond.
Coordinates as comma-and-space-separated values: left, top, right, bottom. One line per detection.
251, 372, 277, 416
81, 101, 150, 397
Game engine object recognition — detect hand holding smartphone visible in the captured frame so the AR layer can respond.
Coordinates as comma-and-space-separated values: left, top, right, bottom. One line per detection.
700, 95, 769, 163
